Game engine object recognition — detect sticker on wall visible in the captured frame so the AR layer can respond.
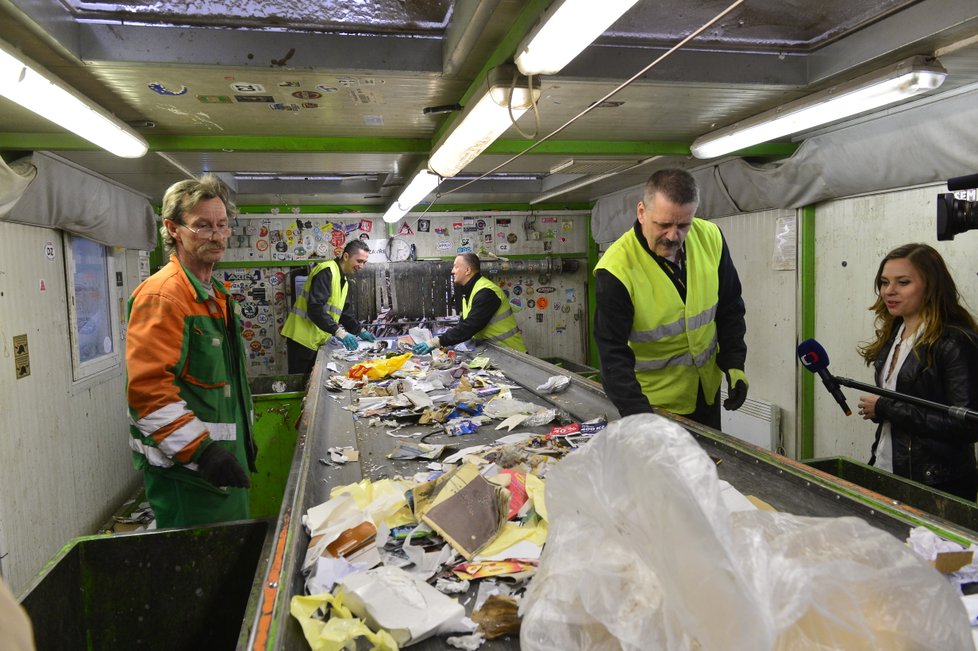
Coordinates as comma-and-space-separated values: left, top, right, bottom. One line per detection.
483, 233, 493, 245
149, 82, 188, 96
242, 329, 256, 341
536, 286, 555, 293
398, 222, 414, 236
241, 303, 258, 319
316, 85, 340, 93
556, 323, 566, 334
315, 242, 329, 257
235, 95, 275, 103
452, 222, 463, 231
510, 297, 523, 308
270, 103, 300, 111
553, 302, 561, 311
562, 305, 572, 314
255, 239, 269, 252
535, 313, 543, 323
436, 240, 453, 251
292, 90, 322, 100
435, 227, 449, 236
279, 81, 301, 87
512, 285, 522, 296
497, 218, 511, 227
565, 288, 576, 303
506, 233, 518, 244
44, 241, 56, 260
197, 95, 232, 104
541, 217, 557, 224
536, 297, 549, 310
497, 242, 510, 253
359, 219, 373, 232
302, 102, 320, 109
562, 220, 574, 232
475, 219, 487, 230
250, 340, 263, 352
417, 219, 430, 233
527, 298, 535, 308
330, 229, 346, 247
39, 279, 46, 292
230, 82, 266, 93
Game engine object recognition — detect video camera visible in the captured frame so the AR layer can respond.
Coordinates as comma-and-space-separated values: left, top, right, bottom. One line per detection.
937, 173, 978, 240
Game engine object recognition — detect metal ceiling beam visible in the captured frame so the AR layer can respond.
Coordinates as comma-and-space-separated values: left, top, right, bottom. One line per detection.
76, 23, 444, 72
559, 45, 807, 86
807, 0, 978, 83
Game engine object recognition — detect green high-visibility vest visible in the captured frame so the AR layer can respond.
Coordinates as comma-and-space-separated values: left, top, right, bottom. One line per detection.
462, 276, 527, 353
595, 220, 723, 414
281, 259, 348, 351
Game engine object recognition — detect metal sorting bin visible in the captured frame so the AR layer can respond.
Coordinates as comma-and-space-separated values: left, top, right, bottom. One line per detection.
20, 520, 273, 651
806, 456, 978, 532
249, 373, 307, 519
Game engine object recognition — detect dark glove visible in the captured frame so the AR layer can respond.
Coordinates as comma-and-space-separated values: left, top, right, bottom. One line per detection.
196, 443, 251, 488
723, 369, 749, 411
358, 330, 376, 342
339, 333, 359, 350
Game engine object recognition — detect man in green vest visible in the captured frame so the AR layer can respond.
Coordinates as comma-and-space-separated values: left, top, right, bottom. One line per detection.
281, 239, 375, 374
594, 169, 748, 428
412, 253, 527, 354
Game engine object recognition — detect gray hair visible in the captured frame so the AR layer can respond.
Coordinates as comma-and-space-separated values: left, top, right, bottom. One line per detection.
159, 174, 236, 255
644, 168, 699, 206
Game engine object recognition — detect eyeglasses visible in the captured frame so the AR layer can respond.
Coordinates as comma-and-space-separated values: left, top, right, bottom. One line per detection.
179, 223, 232, 240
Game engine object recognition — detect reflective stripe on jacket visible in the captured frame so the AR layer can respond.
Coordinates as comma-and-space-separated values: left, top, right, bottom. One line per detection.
126, 256, 255, 478
594, 219, 723, 414
280, 258, 348, 351
462, 276, 527, 353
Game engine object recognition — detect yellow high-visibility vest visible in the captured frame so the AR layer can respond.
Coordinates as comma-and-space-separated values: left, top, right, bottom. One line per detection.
462, 276, 527, 353
281, 259, 348, 351
595, 220, 723, 414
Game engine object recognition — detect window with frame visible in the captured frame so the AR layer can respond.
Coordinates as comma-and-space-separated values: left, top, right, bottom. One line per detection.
66, 235, 121, 380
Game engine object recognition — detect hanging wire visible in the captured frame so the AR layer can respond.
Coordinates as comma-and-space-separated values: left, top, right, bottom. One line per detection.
508, 71, 540, 140
434, 0, 747, 200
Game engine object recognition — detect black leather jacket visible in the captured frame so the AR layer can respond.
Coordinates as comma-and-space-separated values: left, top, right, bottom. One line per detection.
870, 322, 978, 486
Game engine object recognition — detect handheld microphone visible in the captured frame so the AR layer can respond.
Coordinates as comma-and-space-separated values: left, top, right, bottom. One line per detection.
797, 339, 852, 416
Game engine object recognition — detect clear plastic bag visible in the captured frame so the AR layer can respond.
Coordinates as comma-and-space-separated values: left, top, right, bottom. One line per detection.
519, 414, 973, 651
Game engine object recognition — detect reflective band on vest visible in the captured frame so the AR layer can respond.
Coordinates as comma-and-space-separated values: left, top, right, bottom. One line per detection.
281, 259, 348, 350
594, 220, 724, 414
461, 276, 527, 353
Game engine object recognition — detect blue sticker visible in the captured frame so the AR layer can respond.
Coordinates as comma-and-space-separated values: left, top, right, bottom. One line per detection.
148, 82, 188, 96
510, 297, 523, 308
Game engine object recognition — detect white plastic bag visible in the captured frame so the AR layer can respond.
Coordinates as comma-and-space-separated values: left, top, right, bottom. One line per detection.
519, 414, 973, 651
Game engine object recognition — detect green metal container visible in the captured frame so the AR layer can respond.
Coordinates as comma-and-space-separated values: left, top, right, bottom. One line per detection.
806, 456, 978, 533
248, 374, 306, 519
20, 520, 271, 651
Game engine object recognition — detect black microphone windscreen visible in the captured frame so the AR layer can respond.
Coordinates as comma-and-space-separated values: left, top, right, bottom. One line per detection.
947, 173, 978, 192
797, 338, 830, 372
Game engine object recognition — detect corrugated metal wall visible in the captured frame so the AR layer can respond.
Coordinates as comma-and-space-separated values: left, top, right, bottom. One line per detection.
0, 221, 141, 593
811, 183, 978, 460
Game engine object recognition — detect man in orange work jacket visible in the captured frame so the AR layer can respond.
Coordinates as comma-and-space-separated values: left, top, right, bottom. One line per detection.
126, 174, 256, 528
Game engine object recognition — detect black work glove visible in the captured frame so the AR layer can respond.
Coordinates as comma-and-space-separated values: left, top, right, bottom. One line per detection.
196, 443, 251, 488
723, 369, 749, 411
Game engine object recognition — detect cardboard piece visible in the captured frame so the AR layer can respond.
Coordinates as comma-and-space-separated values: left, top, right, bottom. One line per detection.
930, 550, 974, 574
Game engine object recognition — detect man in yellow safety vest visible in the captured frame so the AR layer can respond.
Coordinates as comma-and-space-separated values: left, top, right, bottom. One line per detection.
281, 240, 374, 373
594, 169, 748, 428
412, 253, 527, 355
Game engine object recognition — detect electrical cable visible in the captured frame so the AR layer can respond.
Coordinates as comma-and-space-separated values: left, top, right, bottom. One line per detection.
432, 0, 746, 201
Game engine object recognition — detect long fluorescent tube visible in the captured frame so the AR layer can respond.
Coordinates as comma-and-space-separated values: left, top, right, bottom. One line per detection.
428, 65, 541, 178
382, 169, 440, 223
515, 0, 641, 76
0, 41, 148, 158
690, 56, 947, 159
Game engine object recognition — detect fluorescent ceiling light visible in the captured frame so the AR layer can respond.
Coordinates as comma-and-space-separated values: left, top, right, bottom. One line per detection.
0, 40, 148, 158
690, 56, 947, 159
382, 169, 440, 224
428, 65, 541, 178
515, 0, 641, 76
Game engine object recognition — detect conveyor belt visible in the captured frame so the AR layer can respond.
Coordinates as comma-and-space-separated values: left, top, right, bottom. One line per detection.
250, 343, 978, 650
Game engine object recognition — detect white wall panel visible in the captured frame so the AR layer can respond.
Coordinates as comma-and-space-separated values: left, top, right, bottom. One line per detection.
713, 210, 798, 457
0, 221, 139, 593
811, 183, 978, 461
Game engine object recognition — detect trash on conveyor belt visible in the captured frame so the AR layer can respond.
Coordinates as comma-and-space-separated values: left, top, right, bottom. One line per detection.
290, 344, 976, 650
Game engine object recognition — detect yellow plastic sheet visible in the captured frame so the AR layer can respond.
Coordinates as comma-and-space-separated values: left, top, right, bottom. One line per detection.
329, 478, 416, 528
348, 353, 413, 380
290, 592, 399, 651
476, 520, 548, 559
